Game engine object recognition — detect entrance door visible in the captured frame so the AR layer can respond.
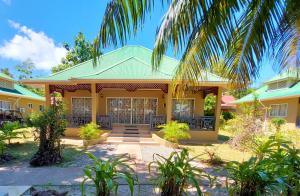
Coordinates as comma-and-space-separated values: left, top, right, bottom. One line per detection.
107, 97, 158, 124
107, 98, 131, 124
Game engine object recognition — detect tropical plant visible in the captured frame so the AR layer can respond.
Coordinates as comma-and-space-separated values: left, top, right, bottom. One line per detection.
204, 95, 216, 116
79, 122, 102, 140
28, 102, 67, 166
159, 121, 190, 143
81, 152, 138, 196
0, 131, 6, 156
96, 0, 300, 88
226, 135, 300, 195
0, 121, 22, 144
149, 149, 213, 196
271, 117, 286, 132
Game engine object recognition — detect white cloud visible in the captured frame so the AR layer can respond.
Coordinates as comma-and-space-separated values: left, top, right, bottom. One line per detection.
1, 0, 11, 5
0, 20, 67, 70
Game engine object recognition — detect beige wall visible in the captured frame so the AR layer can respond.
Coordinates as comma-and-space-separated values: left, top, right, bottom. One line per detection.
237, 97, 299, 128
63, 89, 204, 117
0, 94, 45, 116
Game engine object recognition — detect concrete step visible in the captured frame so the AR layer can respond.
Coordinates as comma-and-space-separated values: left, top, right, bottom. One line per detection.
107, 136, 154, 142
105, 140, 159, 145
109, 133, 152, 138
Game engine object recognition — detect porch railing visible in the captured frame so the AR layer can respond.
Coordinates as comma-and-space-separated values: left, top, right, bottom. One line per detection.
150, 115, 215, 130
66, 115, 92, 127
97, 115, 112, 130
149, 115, 166, 130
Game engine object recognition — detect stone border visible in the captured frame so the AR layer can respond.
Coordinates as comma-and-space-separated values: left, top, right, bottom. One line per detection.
83, 132, 110, 146
151, 132, 178, 149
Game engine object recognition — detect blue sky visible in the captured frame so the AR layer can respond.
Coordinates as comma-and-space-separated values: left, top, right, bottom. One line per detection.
0, 0, 276, 87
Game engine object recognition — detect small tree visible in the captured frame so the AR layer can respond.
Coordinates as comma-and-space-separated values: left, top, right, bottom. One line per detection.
159, 121, 190, 143
28, 102, 66, 166
271, 118, 286, 132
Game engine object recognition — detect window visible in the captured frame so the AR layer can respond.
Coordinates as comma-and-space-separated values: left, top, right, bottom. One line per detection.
172, 99, 195, 119
269, 104, 288, 117
28, 103, 33, 109
0, 100, 11, 111
72, 97, 92, 117
39, 105, 44, 112
19, 108, 25, 113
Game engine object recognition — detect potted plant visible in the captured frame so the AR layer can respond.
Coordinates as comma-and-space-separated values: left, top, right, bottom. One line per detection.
158, 121, 191, 147
79, 123, 103, 146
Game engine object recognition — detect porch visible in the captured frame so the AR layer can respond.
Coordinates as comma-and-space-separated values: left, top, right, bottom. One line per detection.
45, 82, 223, 141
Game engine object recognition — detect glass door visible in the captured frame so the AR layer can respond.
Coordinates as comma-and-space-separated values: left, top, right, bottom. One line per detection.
107, 98, 131, 124
107, 97, 158, 124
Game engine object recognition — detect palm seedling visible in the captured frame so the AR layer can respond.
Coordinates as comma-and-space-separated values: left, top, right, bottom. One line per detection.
81, 152, 139, 196
148, 149, 213, 196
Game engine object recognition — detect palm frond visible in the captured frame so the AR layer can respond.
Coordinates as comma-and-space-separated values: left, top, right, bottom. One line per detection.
225, 0, 285, 85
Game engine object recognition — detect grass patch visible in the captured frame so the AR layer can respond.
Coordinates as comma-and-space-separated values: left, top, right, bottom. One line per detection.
182, 130, 252, 163
5, 138, 83, 165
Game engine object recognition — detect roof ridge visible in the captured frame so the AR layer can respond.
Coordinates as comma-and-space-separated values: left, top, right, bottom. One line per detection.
132, 57, 173, 77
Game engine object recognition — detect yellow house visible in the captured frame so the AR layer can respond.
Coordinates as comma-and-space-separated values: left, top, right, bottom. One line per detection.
0, 72, 45, 117
235, 70, 300, 128
23, 45, 228, 142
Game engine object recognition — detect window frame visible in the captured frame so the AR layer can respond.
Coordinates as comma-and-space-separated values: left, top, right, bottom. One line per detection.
28, 103, 33, 109
269, 103, 288, 117
172, 98, 196, 119
0, 100, 12, 111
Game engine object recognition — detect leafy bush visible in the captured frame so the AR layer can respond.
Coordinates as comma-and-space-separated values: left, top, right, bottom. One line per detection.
149, 149, 213, 196
271, 118, 286, 132
0, 121, 22, 144
28, 102, 67, 166
226, 135, 300, 195
159, 121, 190, 143
79, 122, 102, 140
204, 95, 216, 116
81, 152, 138, 196
221, 111, 235, 121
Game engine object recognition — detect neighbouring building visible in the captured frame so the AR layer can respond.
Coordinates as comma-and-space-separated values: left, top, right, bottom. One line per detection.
0, 72, 45, 116
23, 45, 228, 142
221, 95, 236, 112
235, 70, 300, 128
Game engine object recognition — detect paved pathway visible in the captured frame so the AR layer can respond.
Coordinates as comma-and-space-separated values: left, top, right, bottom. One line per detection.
0, 143, 227, 195
0, 144, 177, 186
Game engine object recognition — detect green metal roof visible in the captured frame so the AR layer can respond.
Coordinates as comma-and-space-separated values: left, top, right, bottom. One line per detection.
0, 83, 45, 101
0, 72, 14, 81
235, 80, 300, 103
30, 45, 226, 83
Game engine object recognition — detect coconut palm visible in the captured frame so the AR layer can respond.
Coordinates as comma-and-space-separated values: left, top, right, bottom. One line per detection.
95, 0, 300, 87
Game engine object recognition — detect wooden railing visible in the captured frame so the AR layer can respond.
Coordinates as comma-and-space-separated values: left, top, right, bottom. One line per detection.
66, 115, 92, 127
150, 115, 215, 130
97, 115, 112, 130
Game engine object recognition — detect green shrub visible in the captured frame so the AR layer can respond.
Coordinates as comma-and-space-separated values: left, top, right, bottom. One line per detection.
0, 121, 22, 144
149, 149, 213, 196
226, 135, 300, 195
271, 118, 286, 132
159, 121, 190, 143
81, 152, 138, 196
221, 111, 235, 121
79, 123, 102, 140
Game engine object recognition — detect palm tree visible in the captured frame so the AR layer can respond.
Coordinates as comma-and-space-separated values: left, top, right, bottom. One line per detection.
95, 0, 300, 88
